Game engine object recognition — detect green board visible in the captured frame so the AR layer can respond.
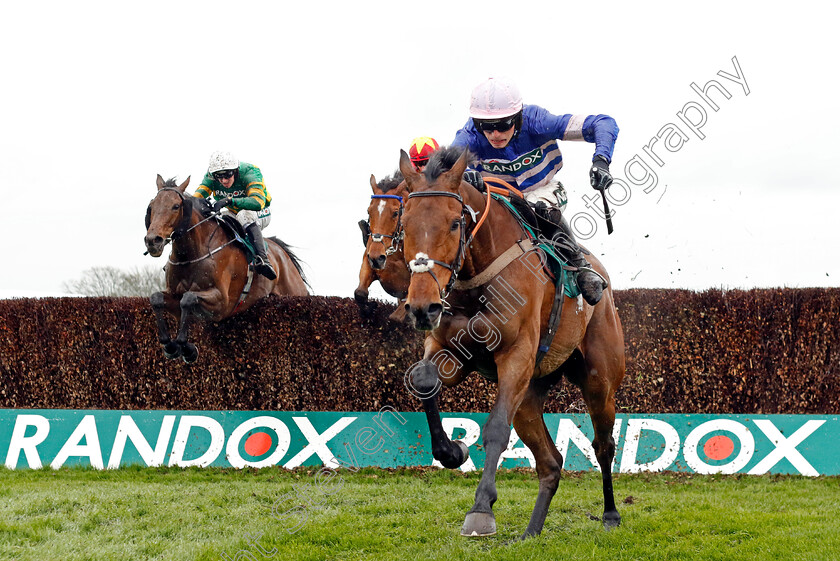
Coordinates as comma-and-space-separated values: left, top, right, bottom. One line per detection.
2, 410, 836, 476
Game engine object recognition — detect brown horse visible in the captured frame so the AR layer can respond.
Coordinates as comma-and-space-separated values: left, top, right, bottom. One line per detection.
144, 175, 309, 363
399, 147, 625, 539
354, 172, 411, 322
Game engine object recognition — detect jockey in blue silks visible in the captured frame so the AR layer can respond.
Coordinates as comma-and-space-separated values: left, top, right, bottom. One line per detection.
452, 77, 618, 305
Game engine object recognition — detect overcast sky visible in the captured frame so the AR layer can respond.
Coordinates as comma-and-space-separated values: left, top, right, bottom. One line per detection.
2, 0, 837, 300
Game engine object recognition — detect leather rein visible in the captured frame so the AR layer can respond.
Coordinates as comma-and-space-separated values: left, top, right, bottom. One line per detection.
146, 188, 234, 265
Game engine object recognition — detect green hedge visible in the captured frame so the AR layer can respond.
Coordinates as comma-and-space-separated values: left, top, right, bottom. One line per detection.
0, 289, 837, 413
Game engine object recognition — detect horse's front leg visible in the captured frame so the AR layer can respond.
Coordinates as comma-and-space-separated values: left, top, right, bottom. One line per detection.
354, 254, 375, 306
173, 288, 224, 364
407, 337, 471, 469
150, 290, 182, 359
462, 344, 534, 537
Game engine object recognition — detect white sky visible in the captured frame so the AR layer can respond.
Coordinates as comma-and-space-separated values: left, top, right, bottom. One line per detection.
1, 0, 837, 299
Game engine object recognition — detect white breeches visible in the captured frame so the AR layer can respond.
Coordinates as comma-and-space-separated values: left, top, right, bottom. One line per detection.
221, 207, 272, 230
523, 180, 568, 213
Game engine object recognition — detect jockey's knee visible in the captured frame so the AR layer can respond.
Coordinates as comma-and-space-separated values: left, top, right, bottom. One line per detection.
236, 210, 259, 227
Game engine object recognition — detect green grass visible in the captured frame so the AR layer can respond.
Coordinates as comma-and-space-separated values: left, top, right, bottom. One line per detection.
1, 466, 838, 561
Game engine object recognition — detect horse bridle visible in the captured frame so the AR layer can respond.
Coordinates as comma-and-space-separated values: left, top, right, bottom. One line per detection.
362, 194, 404, 256
405, 191, 478, 300
146, 187, 234, 264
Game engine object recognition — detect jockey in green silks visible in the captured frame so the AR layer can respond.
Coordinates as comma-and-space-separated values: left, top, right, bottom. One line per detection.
193, 151, 277, 280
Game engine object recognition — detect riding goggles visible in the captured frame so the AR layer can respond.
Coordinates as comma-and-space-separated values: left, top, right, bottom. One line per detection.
213, 170, 235, 180
473, 116, 516, 133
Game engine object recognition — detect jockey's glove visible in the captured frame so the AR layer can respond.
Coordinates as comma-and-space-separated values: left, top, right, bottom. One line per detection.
462, 170, 485, 191
590, 155, 613, 190
212, 197, 232, 212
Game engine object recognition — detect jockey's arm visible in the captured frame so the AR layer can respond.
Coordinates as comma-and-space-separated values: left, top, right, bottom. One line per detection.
232, 182, 267, 211
193, 173, 215, 198
560, 113, 619, 163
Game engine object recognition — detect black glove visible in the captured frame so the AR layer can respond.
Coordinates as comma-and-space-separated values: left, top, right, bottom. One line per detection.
589, 156, 613, 190
462, 170, 485, 191
212, 197, 232, 212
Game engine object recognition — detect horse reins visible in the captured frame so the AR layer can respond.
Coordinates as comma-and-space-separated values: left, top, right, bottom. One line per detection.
404, 179, 526, 301
146, 187, 235, 265
367, 194, 404, 256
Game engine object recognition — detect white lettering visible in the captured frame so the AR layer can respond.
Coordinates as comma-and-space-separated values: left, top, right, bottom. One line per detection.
51, 415, 103, 469
227, 416, 292, 469
620, 418, 679, 473
283, 417, 356, 468
108, 415, 176, 469
168, 416, 225, 467
748, 420, 824, 477
5, 414, 50, 469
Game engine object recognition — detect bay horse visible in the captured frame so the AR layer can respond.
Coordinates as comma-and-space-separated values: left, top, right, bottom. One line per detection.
354, 172, 411, 322
144, 175, 309, 363
399, 147, 625, 539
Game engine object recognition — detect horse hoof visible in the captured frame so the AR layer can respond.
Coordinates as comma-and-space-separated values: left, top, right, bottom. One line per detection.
454, 440, 470, 466
603, 512, 621, 530
354, 289, 369, 305
460, 512, 496, 537
181, 343, 198, 364
163, 341, 181, 360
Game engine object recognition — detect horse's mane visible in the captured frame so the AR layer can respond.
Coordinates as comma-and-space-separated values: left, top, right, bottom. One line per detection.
377, 170, 404, 192
160, 177, 214, 214
424, 145, 470, 184
268, 237, 311, 289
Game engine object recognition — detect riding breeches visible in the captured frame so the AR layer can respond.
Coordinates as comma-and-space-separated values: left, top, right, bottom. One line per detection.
221, 207, 272, 230
523, 180, 568, 214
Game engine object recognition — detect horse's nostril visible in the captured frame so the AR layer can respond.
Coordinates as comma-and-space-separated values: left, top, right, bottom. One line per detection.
427, 303, 443, 321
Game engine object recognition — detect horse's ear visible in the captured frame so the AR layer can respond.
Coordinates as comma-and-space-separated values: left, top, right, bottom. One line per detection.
178, 176, 191, 192
399, 149, 420, 192
370, 174, 381, 194
441, 148, 470, 192
156, 174, 165, 190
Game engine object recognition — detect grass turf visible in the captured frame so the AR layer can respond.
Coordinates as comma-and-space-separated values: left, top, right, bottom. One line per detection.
1, 466, 838, 561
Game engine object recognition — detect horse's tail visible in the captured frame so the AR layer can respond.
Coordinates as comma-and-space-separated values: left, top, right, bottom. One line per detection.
268, 237, 311, 290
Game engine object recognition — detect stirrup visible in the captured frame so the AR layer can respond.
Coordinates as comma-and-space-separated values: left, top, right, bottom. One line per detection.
252, 256, 277, 280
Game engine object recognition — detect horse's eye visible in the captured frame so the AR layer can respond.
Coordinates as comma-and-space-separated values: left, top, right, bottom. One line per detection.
392, 210, 399, 218
450, 219, 460, 231
172, 204, 180, 210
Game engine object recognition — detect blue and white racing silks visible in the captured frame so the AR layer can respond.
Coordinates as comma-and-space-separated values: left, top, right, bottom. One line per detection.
451, 105, 619, 192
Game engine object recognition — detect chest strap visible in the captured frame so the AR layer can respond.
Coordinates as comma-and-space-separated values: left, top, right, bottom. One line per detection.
452, 238, 537, 291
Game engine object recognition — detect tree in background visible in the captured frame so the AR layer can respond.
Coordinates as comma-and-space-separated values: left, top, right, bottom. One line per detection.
62, 265, 165, 297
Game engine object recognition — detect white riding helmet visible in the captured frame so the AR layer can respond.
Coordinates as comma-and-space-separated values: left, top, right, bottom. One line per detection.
208, 151, 239, 174
469, 77, 523, 119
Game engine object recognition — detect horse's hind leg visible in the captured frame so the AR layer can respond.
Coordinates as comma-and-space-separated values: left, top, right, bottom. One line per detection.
150, 291, 181, 359
576, 346, 623, 530
512, 382, 563, 539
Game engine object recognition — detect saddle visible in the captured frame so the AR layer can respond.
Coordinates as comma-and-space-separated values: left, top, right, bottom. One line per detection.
216, 215, 259, 264
491, 193, 581, 299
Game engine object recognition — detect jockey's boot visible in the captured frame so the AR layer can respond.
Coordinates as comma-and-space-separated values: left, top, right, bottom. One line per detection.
245, 223, 277, 280
544, 208, 606, 306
